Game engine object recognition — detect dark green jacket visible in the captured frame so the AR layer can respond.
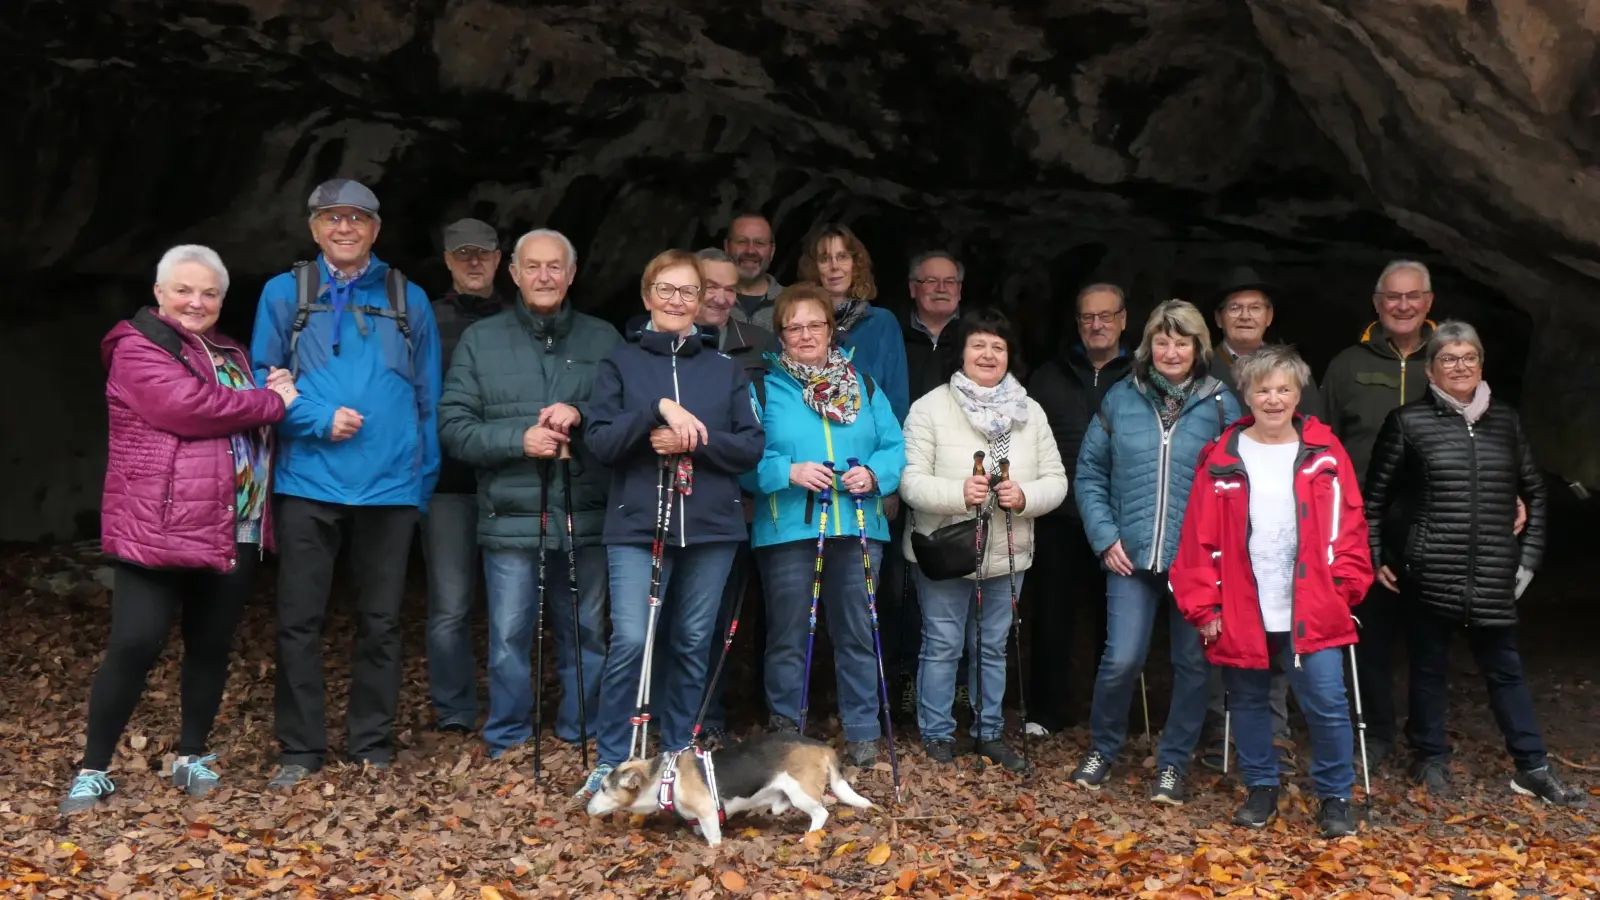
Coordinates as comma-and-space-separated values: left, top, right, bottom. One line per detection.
1320, 320, 1436, 479
438, 301, 622, 550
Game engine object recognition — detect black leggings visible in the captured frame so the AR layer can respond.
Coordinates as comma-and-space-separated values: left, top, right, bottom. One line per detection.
80, 548, 256, 771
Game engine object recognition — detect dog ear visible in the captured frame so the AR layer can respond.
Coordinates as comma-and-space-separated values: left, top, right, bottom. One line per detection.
619, 769, 644, 792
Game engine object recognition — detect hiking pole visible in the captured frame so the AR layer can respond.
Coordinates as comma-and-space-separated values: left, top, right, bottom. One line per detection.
1349, 614, 1373, 818
1222, 689, 1231, 775
629, 454, 679, 760
846, 456, 901, 802
970, 451, 994, 760
1140, 674, 1153, 750
798, 461, 835, 735
559, 442, 587, 771
998, 459, 1029, 768
534, 460, 551, 785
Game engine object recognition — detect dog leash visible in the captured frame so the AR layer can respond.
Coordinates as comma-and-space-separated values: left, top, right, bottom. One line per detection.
655, 747, 725, 827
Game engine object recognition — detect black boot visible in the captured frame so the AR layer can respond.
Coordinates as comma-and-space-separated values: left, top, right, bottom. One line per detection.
1231, 785, 1280, 828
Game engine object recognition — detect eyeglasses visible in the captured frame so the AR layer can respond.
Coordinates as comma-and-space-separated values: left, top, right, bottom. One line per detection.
1436, 353, 1481, 370
450, 248, 496, 262
315, 211, 375, 228
817, 252, 852, 266
914, 277, 961, 289
1077, 310, 1124, 325
782, 322, 829, 338
651, 282, 701, 301
1377, 290, 1431, 304
1224, 303, 1269, 318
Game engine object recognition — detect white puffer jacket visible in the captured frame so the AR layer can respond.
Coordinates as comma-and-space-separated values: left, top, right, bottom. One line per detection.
899, 383, 1069, 578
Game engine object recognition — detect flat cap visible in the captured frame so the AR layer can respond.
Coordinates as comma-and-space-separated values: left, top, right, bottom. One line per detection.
443, 218, 499, 252
308, 179, 380, 217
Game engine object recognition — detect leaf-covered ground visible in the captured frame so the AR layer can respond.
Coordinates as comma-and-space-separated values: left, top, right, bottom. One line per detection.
1, 541, 1595, 899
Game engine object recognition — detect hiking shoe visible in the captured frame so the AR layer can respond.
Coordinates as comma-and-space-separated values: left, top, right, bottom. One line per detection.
171, 754, 221, 797
767, 713, 798, 734
267, 764, 313, 791
577, 763, 614, 798
1151, 765, 1187, 805
1412, 759, 1454, 799
924, 739, 956, 765
1318, 797, 1358, 837
436, 722, 473, 736
975, 739, 1028, 773
846, 740, 878, 768
1070, 750, 1110, 789
59, 770, 115, 815
1232, 785, 1279, 828
1512, 767, 1586, 807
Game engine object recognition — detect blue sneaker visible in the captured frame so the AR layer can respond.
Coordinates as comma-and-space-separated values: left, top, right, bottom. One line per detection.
171, 754, 222, 797
59, 770, 115, 815
577, 763, 614, 798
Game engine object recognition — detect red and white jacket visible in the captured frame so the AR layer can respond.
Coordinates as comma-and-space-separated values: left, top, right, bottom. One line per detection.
1169, 414, 1374, 670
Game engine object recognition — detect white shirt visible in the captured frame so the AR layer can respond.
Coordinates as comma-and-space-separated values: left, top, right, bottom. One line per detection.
1237, 433, 1300, 632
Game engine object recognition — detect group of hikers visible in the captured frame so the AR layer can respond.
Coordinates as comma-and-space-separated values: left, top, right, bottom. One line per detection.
69, 177, 1585, 838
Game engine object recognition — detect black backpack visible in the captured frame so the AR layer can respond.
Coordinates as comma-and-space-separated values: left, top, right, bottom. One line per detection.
750, 368, 876, 414
288, 261, 414, 377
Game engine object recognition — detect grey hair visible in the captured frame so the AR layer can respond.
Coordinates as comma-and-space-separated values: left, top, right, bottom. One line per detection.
907, 250, 965, 282
1375, 259, 1432, 293
156, 244, 230, 296
1234, 343, 1312, 395
1135, 299, 1213, 366
1076, 283, 1126, 311
512, 228, 578, 269
1425, 319, 1484, 367
695, 247, 736, 264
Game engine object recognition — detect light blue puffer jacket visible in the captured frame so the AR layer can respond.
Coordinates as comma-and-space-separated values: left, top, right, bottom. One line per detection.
1074, 373, 1241, 573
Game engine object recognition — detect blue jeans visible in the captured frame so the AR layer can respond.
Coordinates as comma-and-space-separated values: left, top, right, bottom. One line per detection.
594, 541, 738, 767
1222, 636, 1354, 798
915, 568, 1023, 742
481, 544, 608, 756
759, 538, 886, 742
1088, 571, 1210, 773
422, 493, 480, 729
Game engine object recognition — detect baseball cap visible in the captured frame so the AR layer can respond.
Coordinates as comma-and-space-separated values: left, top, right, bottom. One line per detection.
443, 218, 499, 252
307, 179, 381, 217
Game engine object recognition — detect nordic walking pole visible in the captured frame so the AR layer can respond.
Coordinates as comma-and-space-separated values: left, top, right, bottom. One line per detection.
559, 442, 587, 771
1223, 689, 1231, 775
846, 456, 901, 802
798, 461, 835, 735
970, 451, 992, 760
1349, 614, 1372, 818
629, 455, 678, 760
1141, 674, 1153, 750
534, 460, 550, 785
998, 458, 1029, 768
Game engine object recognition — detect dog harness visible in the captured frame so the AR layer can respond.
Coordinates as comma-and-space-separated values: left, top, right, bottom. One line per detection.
656, 747, 725, 827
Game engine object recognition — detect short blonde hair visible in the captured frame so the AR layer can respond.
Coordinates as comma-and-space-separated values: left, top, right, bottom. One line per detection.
640, 249, 702, 296
1135, 299, 1213, 377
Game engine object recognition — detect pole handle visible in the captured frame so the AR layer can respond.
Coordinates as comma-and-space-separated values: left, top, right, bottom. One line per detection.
558, 442, 572, 461
971, 450, 985, 476
999, 458, 1010, 481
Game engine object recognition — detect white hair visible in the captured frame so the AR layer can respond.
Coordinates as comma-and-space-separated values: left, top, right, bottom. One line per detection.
512, 228, 578, 269
156, 244, 230, 295
1425, 319, 1484, 367
1374, 259, 1432, 293
1234, 343, 1313, 395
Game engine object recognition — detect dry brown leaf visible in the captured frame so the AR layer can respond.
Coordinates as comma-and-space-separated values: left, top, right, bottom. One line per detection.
480, 887, 504, 900
896, 869, 917, 891
866, 844, 892, 867
719, 870, 748, 893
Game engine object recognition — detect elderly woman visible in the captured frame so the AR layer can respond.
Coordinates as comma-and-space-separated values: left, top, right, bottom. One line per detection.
1170, 345, 1372, 837
62, 245, 296, 814
1365, 320, 1582, 806
1071, 299, 1242, 804
901, 308, 1068, 771
739, 283, 906, 767
796, 223, 910, 423
580, 249, 765, 795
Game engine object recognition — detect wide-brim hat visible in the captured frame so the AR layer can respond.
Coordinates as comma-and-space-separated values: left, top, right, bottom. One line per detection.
1214, 265, 1279, 307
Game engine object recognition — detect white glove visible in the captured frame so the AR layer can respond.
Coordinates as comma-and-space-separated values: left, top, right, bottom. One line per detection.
1514, 565, 1534, 600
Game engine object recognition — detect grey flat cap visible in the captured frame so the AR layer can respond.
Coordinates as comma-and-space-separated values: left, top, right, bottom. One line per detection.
308, 179, 380, 216
443, 218, 499, 252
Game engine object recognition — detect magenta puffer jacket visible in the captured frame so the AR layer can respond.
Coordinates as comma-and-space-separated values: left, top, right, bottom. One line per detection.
101, 308, 287, 572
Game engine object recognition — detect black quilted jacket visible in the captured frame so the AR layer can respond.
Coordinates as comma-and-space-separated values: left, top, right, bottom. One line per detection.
1363, 390, 1547, 625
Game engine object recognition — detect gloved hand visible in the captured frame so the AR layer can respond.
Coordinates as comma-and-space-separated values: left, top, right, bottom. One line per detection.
1514, 565, 1534, 600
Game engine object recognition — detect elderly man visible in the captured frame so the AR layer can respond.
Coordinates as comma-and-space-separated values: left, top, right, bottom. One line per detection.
1023, 283, 1131, 734
903, 251, 964, 401
724, 211, 783, 329
1321, 259, 1438, 767
438, 229, 621, 759
423, 217, 508, 735
251, 178, 442, 788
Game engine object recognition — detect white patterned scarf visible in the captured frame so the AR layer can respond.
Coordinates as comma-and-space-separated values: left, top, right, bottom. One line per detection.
949, 370, 1030, 443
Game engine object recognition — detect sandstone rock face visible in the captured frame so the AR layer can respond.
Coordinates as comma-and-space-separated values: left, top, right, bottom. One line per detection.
1, 0, 1592, 540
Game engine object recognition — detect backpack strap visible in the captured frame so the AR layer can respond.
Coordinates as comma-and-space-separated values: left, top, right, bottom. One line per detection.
288, 261, 327, 377
288, 263, 415, 378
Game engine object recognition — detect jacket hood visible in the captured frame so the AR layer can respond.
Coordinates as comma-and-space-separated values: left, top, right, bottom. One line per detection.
1202, 412, 1338, 473
1358, 319, 1437, 359
623, 314, 717, 356
102, 307, 242, 370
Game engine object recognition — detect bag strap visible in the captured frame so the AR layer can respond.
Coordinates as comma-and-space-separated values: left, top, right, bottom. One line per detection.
289, 261, 323, 377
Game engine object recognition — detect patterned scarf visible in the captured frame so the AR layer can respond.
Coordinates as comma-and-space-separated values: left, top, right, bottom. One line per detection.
949, 370, 1030, 444
1430, 380, 1491, 425
834, 299, 871, 335
1146, 368, 1196, 430
779, 347, 862, 424
211, 353, 271, 543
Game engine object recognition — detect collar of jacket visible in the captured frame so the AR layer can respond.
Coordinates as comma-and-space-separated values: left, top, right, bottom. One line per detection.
904, 307, 960, 343
626, 314, 714, 356
513, 299, 574, 342
760, 345, 860, 384
1204, 413, 1336, 478
1066, 342, 1131, 380
447, 290, 507, 320
1132, 371, 1225, 405
1358, 319, 1437, 359
317, 252, 389, 288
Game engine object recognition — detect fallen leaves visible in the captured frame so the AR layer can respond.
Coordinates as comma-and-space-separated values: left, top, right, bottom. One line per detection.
717, 869, 747, 892
866, 841, 892, 866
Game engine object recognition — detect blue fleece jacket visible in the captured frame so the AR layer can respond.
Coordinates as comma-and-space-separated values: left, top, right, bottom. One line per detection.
838, 306, 910, 422
250, 254, 442, 511
740, 353, 906, 547
585, 318, 766, 547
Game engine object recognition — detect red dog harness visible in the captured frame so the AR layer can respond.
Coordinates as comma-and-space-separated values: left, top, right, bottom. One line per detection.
656, 747, 726, 827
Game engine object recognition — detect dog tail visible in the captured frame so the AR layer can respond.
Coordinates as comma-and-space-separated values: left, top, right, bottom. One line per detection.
828, 756, 875, 809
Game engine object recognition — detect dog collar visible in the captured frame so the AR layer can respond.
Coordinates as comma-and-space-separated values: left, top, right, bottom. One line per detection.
656, 747, 726, 827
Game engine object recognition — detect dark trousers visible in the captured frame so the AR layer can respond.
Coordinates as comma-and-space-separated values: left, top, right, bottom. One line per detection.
82, 550, 256, 771
702, 537, 753, 731
1353, 584, 1405, 747
1405, 607, 1547, 771
274, 497, 418, 769
881, 512, 921, 686
1026, 516, 1107, 729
